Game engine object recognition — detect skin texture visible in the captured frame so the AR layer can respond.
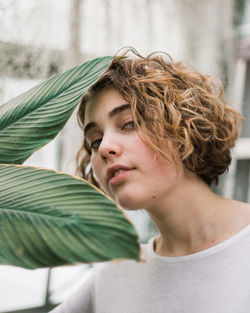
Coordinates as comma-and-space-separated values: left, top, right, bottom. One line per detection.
84, 88, 250, 257
84, 88, 185, 211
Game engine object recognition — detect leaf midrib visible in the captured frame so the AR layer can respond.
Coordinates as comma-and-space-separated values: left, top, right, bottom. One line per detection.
0, 207, 79, 224
0, 57, 111, 131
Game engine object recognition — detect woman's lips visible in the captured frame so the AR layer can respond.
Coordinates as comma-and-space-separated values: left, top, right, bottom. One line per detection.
109, 169, 134, 186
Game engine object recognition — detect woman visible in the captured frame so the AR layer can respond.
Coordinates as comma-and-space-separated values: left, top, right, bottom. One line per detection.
51, 49, 250, 312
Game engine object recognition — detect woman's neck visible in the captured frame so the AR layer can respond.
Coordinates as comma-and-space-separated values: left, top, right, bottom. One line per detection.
147, 173, 250, 257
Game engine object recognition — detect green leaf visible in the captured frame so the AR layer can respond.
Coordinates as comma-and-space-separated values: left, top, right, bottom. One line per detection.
0, 164, 140, 269
0, 56, 113, 164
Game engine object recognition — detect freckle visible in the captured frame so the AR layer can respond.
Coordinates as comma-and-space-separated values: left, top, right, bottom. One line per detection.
152, 196, 156, 199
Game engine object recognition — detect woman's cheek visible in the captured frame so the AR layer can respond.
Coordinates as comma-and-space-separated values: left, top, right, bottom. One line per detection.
91, 159, 107, 191
91, 157, 100, 181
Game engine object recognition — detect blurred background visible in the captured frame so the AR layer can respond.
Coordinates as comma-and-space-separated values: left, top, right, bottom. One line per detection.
0, 0, 250, 311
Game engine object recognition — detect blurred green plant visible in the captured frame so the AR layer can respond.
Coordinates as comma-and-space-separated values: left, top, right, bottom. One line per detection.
0, 56, 140, 269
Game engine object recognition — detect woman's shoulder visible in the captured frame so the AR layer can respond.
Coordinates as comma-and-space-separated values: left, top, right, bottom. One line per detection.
228, 200, 250, 228
215, 199, 250, 245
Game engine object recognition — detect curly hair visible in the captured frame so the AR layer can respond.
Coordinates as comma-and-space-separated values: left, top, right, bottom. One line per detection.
76, 48, 242, 186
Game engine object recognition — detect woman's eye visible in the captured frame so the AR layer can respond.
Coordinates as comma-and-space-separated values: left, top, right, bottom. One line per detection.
90, 139, 102, 150
123, 121, 135, 129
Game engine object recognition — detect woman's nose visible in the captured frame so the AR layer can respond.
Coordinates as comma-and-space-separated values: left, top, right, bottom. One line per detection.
98, 136, 122, 160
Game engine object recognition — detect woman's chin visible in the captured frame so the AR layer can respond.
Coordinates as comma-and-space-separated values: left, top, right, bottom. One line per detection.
109, 183, 149, 210
115, 194, 145, 211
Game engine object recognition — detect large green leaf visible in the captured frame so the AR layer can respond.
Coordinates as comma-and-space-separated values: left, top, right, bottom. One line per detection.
0, 56, 113, 164
0, 164, 140, 269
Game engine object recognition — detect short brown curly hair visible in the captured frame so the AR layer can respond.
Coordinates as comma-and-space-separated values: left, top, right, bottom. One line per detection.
76, 48, 242, 186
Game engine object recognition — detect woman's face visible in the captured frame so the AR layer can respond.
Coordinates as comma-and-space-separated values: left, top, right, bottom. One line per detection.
84, 88, 185, 211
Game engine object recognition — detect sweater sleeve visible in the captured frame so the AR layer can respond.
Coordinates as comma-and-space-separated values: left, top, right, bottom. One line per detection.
49, 272, 95, 313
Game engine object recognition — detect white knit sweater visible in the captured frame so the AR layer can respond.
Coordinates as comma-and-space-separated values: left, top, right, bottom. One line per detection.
51, 224, 250, 313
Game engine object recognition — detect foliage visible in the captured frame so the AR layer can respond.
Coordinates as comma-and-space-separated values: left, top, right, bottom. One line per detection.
0, 56, 140, 269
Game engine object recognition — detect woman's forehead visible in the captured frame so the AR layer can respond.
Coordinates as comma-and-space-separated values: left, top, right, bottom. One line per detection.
84, 89, 128, 125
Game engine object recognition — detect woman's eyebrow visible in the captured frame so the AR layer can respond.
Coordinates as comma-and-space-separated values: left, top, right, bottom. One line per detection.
109, 103, 131, 118
84, 103, 131, 138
